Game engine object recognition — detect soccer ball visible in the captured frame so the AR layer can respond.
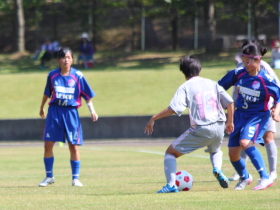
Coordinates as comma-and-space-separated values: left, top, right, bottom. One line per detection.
175, 170, 193, 191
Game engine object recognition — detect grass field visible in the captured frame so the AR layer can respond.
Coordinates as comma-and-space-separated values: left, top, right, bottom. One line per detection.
1, 50, 278, 119
0, 51, 280, 119
0, 140, 279, 210
1, 50, 279, 209
0, 50, 239, 119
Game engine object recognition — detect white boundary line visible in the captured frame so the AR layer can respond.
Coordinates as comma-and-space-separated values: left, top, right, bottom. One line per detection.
79, 147, 230, 160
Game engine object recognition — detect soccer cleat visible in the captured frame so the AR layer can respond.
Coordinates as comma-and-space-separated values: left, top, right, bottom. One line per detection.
38, 177, 55, 187
72, 179, 83, 187
229, 173, 240, 181
234, 174, 253, 190
213, 167, 230, 188
268, 172, 277, 181
157, 184, 178, 193
252, 177, 273, 190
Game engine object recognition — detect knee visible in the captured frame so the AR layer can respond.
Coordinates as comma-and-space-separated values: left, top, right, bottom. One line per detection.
69, 145, 79, 154
228, 150, 240, 162
44, 144, 53, 153
165, 146, 182, 158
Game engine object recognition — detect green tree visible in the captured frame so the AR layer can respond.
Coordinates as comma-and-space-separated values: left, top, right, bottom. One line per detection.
15, 0, 25, 52
222, 0, 279, 41
63, 0, 125, 50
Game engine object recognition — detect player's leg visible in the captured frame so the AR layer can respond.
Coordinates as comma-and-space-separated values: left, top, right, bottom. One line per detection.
263, 120, 278, 180
229, 150, 248, 181
242, 113, 274, 190
210, 150, 230, 188
39, 141, 55, 187
229, 146, 253, 190
228, 114, 252, 190
157, 145, 183, 193
39, 105, 66, 187
240, 139, 273, 190
157, 127, 204, 193
64, 107, 83, 186
208, 122, 230, 188
68, 143, 83, 187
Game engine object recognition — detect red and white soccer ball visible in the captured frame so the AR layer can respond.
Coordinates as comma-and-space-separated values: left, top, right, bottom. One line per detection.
175, 170, 193, 191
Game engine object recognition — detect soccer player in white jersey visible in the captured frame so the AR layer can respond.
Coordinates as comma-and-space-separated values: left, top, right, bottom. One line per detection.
38, 48, 98, 187
228, 40, 279, 182
144, 55, 234, 193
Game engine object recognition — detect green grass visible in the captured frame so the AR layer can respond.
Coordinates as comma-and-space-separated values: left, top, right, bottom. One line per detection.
0, 141, 279, 209
0, 50, 277, 119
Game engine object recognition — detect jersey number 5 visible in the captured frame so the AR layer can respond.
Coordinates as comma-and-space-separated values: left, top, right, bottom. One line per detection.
242, 101, 248, 109
248, 126, 255, 138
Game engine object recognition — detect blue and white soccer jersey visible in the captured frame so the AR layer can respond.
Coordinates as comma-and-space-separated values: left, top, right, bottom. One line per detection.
219, 67, 280, 146
43, 68, 95, 145
169, 77, 233, 153
234, 60, 280, 133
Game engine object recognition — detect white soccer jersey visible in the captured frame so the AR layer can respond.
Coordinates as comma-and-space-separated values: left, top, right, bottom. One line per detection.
169, 76, 233, 126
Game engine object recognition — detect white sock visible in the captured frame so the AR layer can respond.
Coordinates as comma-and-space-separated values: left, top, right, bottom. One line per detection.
164, 154, 177, 187
210, 150, 223, 169
240, 149, 248, 164
265, 140, 278, 174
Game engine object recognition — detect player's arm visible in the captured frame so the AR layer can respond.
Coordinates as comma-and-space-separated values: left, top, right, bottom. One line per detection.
218, 84, 234, 134
144, 107, 175, 135
218, 69, 238, 90
86, 99, 98, 122
271, 102, 280, 122
39, 95, 48, 118
225, 102, 234, 134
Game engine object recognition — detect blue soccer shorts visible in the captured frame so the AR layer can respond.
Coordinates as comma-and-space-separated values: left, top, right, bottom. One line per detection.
43, 105, 83, 145
228, 109, 270, 147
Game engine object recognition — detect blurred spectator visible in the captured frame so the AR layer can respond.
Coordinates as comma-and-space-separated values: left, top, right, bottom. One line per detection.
33, 38, 56, 69
52, 41, 61, 59
271, 41, 280, 69
234, 51, 242, 65
77, 32, 94, 69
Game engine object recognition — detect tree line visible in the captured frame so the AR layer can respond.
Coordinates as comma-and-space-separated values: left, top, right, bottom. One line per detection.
0, 0, 279, 53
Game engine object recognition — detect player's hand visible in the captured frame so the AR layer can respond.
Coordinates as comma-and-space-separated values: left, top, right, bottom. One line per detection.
91, 113, 98, 122
144, 119, 154, 135
270, 105, 276, 112
39, 109, 45, 118
271, 106, 276, 118
271, 113, 280, 122
225, 122, 234, 134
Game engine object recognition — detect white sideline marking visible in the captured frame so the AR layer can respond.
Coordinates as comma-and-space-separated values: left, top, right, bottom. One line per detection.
79, 147, 230, 160
0, 147, 230, 179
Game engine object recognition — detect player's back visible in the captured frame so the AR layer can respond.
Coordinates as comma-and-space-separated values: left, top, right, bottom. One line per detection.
184, 77, 230, 126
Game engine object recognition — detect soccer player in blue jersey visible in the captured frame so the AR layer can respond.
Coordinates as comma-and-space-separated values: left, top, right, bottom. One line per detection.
228, 40, 279, 182
145, 55, 234, 193
38, 48, 98, 187
218, 43, 280, 190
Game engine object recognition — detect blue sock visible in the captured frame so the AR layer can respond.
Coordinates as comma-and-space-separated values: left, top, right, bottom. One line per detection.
231, 159, 249, 180
70, 160, 80, 180
245, 146, 269, 179
44, 157, 54, 178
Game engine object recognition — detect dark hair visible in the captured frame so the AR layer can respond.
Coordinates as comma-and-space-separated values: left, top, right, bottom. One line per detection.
57, 48, 74, 59
242, 44, 267, 58
179, 55, 201, 78
241, 40, 258, 49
